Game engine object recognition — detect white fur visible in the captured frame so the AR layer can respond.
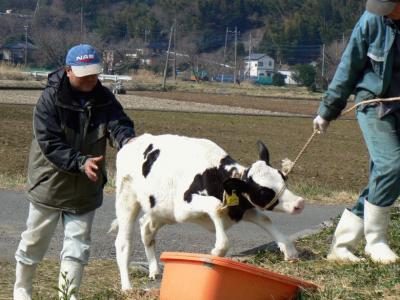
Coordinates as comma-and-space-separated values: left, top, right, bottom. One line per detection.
112, 134, 304, 289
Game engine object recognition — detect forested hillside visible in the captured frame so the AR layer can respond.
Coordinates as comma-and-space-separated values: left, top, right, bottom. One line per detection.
0, 0, 365, 68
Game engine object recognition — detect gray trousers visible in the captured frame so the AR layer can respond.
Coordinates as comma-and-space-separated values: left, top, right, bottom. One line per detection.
15, 202, 95, 266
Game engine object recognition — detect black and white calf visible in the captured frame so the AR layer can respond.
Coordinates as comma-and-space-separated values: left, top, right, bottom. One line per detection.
111, 133, 305, 290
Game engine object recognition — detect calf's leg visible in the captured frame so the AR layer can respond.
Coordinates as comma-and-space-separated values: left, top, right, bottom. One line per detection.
178, 195, 230, 257
139, 214, 163, 279
243, 209, 298, 260
115, 193, 140, 290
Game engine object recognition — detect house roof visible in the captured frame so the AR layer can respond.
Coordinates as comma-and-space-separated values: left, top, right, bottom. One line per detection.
147, 41, 167, 50
2, 42, 36, 50
244, 53, 273, 61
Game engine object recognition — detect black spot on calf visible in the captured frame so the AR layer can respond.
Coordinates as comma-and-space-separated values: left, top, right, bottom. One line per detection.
184, 156, 239, 203
149, 195, 156, 208
184, 155, 242, 202
142, 149, 160, 178
184, 168, 223, 203
143, 144, 154, 159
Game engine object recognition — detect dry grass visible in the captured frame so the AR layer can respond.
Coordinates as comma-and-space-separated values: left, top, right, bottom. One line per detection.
124, 79, 322, 100
0, 260, 159, 300
0, 62, 30, 80
114, 68, 322, 100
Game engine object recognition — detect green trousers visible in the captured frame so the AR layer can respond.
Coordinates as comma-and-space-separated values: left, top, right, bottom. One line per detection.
352, 106, 400, 217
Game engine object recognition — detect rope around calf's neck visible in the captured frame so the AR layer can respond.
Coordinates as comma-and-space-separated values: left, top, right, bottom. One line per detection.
282, 96, 400, 177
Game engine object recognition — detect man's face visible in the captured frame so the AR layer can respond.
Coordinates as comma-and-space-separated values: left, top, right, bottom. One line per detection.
388, 4, 400, 20
66, 67, 98, 92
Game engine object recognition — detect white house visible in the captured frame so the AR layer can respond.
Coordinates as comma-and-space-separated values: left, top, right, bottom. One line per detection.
244, 53, 275, 79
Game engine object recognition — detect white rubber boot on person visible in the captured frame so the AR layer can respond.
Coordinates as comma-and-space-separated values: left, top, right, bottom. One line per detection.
58, 260, 84, 300
327, 209, 364, 262
364, 200, 399, 264
13, 261, 36, 300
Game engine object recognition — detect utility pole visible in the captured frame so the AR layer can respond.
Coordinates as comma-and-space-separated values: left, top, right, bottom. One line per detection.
221, 27, 229, 83
144, 29, 149, 45
223, 27, 228, 64
321, 43, 325, 78
247, 32, 252, 78
34, 0, 40, 17
173, 19, 177, 81
24, 24, 28, 66
162, 24, 174, 90
234, 26, 237, 85
80, 5, 83, 43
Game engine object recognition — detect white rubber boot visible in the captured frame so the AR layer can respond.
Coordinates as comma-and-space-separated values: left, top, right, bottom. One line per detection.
13, 261, 36, 300
58, 260, 84, 300
327, 209, 364, 262
364, 201, 399, 264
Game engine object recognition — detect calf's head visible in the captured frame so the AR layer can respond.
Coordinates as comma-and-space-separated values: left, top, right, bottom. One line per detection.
223, 141, 304, 215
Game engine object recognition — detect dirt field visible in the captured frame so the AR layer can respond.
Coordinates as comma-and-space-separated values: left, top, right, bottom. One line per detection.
0, 94, 368, 200
129, 90, 322, 116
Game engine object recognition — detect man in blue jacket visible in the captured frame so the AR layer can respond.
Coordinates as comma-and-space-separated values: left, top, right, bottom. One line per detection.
14, 44, 135, 299
314, 0, 400, 264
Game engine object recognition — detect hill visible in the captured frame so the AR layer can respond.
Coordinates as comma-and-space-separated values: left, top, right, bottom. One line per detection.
0, 0, 365, 68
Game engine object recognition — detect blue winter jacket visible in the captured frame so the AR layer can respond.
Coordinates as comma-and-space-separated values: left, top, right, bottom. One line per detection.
318, 11, 397, 120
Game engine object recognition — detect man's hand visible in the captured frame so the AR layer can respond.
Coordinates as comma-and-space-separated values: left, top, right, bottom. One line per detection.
84, 156, 104, 182
313, 115, 330, 134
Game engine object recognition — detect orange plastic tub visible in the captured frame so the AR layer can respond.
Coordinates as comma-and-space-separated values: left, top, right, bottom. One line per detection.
160, 252, 318, 300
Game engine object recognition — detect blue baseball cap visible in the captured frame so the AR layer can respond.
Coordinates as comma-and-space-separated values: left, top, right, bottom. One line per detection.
65, 44, 102, 77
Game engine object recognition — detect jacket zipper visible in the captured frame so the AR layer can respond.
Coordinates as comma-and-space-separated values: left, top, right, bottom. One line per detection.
81, 102, 92, 151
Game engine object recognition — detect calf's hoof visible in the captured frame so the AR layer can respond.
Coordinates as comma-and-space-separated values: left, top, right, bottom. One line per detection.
121, 284, 133, 291
282, 247, 299, 261
148, 273, 162, 280
211, 247, 228, 257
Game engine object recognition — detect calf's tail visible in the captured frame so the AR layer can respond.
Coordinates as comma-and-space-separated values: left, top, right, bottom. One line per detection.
108, 218, 119, 234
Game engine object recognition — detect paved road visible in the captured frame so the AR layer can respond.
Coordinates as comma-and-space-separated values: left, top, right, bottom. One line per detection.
0, 190, 345, 262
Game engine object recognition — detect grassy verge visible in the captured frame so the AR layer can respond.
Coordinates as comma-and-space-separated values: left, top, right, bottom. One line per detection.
0, 260, 159, 300
125, 76, 322, 100
244, 207, 400, 299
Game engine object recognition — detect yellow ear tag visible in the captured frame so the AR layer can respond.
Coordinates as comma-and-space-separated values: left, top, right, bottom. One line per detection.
226, 191, 240, 206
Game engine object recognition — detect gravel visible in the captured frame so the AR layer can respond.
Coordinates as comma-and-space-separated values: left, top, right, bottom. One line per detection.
0, 89, 310, 117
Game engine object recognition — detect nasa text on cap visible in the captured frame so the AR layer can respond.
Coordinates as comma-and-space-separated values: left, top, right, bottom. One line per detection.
65, 44, 102, 77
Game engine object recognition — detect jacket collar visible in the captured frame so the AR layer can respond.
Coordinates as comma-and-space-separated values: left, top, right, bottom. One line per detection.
52, 69, 112, 109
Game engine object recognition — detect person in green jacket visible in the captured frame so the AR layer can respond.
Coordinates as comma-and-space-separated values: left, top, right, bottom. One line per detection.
314, 0, 400, 264
14, 44, 135, 300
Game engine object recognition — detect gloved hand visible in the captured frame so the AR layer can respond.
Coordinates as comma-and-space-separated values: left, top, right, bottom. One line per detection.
313, 115, 330, 133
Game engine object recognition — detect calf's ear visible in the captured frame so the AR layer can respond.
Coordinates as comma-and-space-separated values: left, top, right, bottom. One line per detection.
257, 140, 270, 165
223, 178, 248, 195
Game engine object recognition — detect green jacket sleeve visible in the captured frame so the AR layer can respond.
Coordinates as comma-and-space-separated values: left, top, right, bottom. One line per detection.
106, 97, 135, 150
318, 17, 368, 121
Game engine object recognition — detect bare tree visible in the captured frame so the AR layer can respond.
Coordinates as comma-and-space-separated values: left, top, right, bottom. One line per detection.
31, 27, 81, 68
316, 39, 347, 89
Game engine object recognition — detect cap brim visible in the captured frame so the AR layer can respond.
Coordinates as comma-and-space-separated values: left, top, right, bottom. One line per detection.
71, 64, 102, 77
366, 0, 397, 16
